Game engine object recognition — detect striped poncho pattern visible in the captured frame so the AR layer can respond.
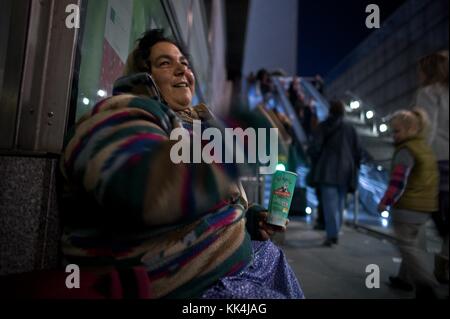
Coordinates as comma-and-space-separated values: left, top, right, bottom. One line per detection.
60, 75, 253, 298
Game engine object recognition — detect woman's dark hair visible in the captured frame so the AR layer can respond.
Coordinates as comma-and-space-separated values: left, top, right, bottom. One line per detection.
329, 100, 345, 117
123, 29, 189, 75
418, 50, 448, 86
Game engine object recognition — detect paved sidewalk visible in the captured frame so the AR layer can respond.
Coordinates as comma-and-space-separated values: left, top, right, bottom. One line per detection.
274, 218, 448, 299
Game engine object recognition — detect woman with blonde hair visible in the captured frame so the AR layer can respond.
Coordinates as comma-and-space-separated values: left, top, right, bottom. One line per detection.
378, 108, 440, 298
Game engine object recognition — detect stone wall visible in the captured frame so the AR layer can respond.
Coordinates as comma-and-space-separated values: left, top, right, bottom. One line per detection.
0, 156, 61, 275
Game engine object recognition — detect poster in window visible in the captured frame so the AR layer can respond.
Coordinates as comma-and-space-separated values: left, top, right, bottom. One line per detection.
99, 0, 133, 95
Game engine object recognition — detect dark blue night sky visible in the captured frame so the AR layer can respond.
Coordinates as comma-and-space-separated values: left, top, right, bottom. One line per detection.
297, 0, 407, 78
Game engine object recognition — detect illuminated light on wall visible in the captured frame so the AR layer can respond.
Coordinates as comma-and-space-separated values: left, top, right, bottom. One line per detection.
97, 89, 107, 97
82, 97, 90, 105
305, 207, 312, 215
366, 110, 374, 119
350, 100, 360, 109
379, 124, 388, 133
381, 211, 389, 218
276, 163, 286, 171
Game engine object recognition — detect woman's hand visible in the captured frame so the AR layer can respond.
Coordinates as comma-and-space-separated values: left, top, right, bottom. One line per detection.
256, 211, 288, 241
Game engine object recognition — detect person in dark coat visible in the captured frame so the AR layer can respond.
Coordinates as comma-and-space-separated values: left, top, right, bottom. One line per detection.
308, 100, 362, 246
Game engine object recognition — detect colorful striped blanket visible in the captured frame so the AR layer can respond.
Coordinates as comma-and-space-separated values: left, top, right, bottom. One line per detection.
60, 75, 253, 298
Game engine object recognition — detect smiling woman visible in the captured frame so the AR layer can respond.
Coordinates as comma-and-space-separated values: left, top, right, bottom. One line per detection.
148, 42, 195, 111
121, 29, 196, 112
58, 28, 304, 299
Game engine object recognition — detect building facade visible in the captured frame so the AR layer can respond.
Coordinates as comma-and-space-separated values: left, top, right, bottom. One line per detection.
325, 0, 449, 118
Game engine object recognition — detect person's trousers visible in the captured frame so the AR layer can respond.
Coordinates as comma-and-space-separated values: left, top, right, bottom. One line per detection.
315, 187, 324, 226
435, 160, 449, 282
320, 185, 346, 240
392, 209, 439, 290
437, 160, 449, 258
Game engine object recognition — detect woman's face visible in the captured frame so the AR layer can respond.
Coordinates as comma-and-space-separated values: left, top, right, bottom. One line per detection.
148, 41, 195, 111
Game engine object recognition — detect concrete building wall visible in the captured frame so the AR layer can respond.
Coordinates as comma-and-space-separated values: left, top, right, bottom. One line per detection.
242, 0, 298, 77
325, 0, 449, 118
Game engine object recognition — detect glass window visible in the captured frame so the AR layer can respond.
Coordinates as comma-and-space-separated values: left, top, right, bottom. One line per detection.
169, 0, 211, 105
0, 0, 29, 149
0, 0, 11, 97
0, 0, 12, 148
74, 0, 173, 120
